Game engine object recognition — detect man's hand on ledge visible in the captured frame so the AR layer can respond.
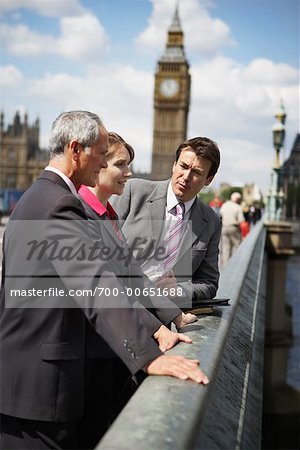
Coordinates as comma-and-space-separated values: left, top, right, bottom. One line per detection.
145, 355, 209, 385
153, 325, 192, 352
155, 269, 178, 298
173, 312, 198, 330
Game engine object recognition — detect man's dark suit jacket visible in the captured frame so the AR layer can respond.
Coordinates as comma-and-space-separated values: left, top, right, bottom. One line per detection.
112, 178, 221, 302
0, 171, 163, 423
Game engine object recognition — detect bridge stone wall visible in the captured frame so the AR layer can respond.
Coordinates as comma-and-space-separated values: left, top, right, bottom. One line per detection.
96, 221, 267, 450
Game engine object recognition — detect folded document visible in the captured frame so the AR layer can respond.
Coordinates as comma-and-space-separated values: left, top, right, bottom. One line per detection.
181, 298, 230, 315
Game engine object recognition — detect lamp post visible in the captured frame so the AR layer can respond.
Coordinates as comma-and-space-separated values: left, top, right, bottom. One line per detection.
266, 102, 286, 221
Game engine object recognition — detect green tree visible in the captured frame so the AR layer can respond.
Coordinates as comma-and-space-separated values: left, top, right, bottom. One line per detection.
198, 190, 215, 204
219, 186, 243, 202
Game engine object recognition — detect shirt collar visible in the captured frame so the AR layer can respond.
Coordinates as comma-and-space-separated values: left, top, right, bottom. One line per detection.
45, 166, 78, 197
78, 185, 117, 219
167, 181, 195, 215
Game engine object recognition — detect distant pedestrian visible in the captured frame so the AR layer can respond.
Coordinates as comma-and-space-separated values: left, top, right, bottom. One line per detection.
240, 204, 250, 239
209, 196, 223, 215
248, 204, 262, 226
220, 192, 244, 266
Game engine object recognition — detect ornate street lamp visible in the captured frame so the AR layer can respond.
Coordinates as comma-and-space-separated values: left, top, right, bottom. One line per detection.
266, 102, 286, 221
274, 101, 287, 125
272, 121, 285, 169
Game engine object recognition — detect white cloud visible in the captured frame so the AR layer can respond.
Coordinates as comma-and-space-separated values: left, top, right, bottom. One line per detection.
56, 14, 109, 60
191, 56, 241, 105
190, 56, 299, 121
27, 66, 154, 168
243, 58, 298, 84
0, 14, 110, 60
215, 138, 273, 189
0, 0, 84, 17
1, 23, 54, 56
29, 66, 152, 111
0, 65, 23, 86
135, 0, 235, 55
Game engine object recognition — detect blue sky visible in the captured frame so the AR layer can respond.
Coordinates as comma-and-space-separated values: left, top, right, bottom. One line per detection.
0, 0, 299, 193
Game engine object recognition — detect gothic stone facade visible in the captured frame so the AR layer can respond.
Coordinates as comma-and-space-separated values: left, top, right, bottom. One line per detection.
0, 111, 48, 190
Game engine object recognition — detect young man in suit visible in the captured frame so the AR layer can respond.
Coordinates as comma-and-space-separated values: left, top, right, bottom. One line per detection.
0, 112, 208, 449
112, 137, 221, 306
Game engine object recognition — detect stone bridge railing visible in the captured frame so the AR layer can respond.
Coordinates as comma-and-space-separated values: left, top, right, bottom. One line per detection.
96, 220, 269, 450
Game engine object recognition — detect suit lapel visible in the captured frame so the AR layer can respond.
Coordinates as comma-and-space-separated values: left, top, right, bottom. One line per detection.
190, 198, 209, 244
103, 216, 123, 247
176, 197, 209, 261
80, 199, 130, 277
100, 216, 132, 279
147, 181, 169, 248
82, 200, 122, 248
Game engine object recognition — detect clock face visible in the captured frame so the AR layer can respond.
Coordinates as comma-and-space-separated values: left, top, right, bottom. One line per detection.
160, 78, 179, 97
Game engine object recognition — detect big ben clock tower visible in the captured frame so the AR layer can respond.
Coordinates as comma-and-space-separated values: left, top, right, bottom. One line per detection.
151, 6, 191, 179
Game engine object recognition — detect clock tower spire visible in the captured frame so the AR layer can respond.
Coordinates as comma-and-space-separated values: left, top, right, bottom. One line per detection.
151, 4, 191, 180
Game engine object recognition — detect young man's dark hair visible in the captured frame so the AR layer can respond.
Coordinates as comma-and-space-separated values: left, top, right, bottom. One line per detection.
175, 137, 220, 177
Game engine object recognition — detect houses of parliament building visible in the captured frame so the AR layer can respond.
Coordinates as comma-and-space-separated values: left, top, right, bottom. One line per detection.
0, 111, 48, 191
